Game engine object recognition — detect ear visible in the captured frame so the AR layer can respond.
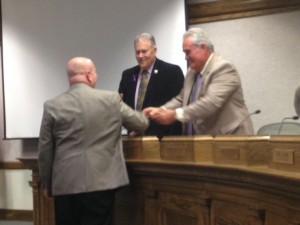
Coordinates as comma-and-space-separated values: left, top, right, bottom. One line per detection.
86, 71, 92, 84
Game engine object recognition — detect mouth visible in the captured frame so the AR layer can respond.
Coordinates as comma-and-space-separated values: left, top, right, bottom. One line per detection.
139, 60, 147, 65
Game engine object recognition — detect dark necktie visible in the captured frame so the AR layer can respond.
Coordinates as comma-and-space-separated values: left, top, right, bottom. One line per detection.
136, 70, 149, 111
186, 73, 202, 135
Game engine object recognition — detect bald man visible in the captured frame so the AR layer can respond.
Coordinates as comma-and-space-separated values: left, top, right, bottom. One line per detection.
38, 57, 149, 225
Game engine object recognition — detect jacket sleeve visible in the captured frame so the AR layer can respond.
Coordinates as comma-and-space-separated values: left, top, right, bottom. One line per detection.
118, 94, 149, 131
38, 103, 55, 190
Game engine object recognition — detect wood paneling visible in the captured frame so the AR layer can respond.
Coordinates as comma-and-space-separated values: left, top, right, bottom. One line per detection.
19, 136, 300, 225
0, 209, 33, 221
0, 161, 27, 169
187, 0, 300, 24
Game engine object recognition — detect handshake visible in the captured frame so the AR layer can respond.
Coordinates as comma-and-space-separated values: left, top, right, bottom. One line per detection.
143, 107, 176, 125
128, 107, 176, 137
120, 93, 176, 125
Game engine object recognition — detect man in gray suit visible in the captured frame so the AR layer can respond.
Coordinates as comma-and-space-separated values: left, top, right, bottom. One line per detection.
38, 57, 149, 225
144, 28, 254, 135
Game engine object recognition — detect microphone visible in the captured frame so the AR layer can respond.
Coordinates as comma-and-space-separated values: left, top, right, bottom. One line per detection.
228, 109, 261, 134
277, 115, 299, 135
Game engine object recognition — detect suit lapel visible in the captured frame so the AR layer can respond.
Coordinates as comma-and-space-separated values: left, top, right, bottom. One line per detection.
127, 67, 139, 108
199, 54, 215, 95
184, 54, 216, 103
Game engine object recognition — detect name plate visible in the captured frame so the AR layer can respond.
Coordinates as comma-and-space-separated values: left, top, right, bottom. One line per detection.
218, 147, 240, 160
272, 149, 294, 165
161, 139, 194, 162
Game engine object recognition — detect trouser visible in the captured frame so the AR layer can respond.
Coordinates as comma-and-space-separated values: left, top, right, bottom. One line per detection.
54, 189, 116, 225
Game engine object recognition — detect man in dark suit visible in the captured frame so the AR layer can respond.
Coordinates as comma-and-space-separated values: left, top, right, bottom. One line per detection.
38, 57, 149, 225
119, 33, 184, 139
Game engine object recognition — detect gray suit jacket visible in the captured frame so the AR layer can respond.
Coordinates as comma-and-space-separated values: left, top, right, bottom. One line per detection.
163, 54, 254, 135
38, 83, 149, 196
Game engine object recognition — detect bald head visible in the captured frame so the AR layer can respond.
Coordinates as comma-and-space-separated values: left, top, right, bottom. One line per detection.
67, 57, 97, 87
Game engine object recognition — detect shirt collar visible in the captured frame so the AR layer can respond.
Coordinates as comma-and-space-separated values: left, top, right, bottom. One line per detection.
200, 53, 214, 75
140, 58, 156, 75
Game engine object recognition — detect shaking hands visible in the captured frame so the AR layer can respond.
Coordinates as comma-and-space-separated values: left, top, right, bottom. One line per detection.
143, 107, 176, 125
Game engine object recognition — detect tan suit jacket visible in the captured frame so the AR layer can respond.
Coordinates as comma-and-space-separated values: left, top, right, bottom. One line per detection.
163, 54, 254, 135
38, 83, 148, 195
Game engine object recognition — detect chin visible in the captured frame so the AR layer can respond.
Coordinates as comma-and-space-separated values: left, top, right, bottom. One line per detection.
140, 63, 147, 67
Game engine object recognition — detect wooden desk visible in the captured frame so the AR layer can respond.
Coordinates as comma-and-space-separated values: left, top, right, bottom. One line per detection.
20, 135, 300, 225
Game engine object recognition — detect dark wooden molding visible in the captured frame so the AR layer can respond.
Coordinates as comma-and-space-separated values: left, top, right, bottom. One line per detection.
187, 0, 300, 24
0, 161, 27, 169
0, 209, 33, 221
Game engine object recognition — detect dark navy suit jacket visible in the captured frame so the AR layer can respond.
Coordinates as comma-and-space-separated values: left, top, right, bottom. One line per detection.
119, 58, 184, 138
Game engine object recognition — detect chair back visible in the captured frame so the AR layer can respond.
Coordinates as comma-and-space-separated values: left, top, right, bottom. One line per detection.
257, 122, 300, 135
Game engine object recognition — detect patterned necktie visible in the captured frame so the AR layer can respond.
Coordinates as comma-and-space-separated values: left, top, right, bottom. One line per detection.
186, 73, 202, 135
136, 70, 149, 111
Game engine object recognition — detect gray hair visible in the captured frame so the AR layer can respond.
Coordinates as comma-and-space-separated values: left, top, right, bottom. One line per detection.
183, 28, 214, 51
134, 33, 156, 48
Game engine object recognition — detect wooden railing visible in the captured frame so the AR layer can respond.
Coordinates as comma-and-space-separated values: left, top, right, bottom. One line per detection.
19, 135, 300, 225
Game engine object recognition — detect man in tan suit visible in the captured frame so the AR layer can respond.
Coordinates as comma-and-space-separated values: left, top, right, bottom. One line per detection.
144, 28, 254, 135
38, 57, 148, 225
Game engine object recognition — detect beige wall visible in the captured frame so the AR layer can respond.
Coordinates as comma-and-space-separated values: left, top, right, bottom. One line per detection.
191, 10, 300, 132
0, 52, 35, 210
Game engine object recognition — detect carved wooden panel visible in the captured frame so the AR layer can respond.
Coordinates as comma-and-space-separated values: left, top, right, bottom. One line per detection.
211, 200, 265, 225
157, 192, 210, 225
144, 190, 159, 225
265, 212, 295, 225
29, 168, 55, 225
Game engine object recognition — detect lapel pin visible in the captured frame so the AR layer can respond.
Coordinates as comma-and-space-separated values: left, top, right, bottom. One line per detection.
132, 74, 137, 82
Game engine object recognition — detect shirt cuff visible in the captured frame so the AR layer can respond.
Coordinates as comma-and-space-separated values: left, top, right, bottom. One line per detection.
175, 108, 184, 122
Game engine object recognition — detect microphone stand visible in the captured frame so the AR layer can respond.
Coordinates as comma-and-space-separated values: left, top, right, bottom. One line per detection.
277, 116, 299, 135
228, 110, 261, 135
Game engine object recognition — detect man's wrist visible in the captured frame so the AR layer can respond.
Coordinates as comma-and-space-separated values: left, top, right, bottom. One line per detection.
175, 108, 184, 122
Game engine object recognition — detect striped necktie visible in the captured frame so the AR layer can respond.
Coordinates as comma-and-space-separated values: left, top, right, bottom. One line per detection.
136, 70, 149, 111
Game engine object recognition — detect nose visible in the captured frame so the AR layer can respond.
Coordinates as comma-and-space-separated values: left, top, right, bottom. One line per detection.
137, 52, 144, 58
